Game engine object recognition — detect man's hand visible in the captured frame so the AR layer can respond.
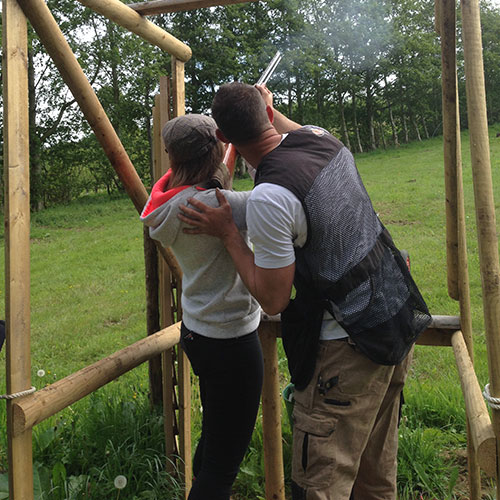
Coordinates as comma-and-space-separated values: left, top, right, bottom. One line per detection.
178, 189, 237, 240
255, 84, 302, 134
179, 188, 295, 315
255, 84, 273, 109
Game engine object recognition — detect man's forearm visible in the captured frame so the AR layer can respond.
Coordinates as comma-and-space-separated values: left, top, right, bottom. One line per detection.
222, 226, 293, 315
272, 108, 302, 134
222, 226, 259, 297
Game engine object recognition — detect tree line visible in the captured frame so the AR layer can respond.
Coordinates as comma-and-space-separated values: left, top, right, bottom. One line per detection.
1, 0, 500, 210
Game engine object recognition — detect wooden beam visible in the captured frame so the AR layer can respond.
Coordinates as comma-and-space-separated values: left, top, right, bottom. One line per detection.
76, 0, 191, 62
16, 0, 183, 282
441, 0, 483, 491
461, 0, 500, 489
261, 314, 460, 346
169, 58, 192, 497
440, 0, 460, 301
12, 323, 181, 437
259, 322, 286, 500
154, 89, 176, 471
452, 330, 497, 477
129, 0, 260, 15
3, 0, 34, 497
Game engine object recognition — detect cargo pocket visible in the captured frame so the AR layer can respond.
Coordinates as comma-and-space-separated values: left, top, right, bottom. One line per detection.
292, 411, 337, 489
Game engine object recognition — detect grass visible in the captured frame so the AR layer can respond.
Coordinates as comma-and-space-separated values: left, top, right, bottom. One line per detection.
1, 126, 500, 498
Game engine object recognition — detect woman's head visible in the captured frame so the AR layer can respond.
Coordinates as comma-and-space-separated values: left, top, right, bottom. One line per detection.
162, 114, 224, 186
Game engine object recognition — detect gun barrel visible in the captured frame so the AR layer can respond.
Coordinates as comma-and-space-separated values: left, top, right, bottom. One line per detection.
256, 50, 283, 86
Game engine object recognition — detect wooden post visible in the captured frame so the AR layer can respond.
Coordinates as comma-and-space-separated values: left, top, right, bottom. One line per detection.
3, 0, 33, 498
259, 322, 286, 500
461, 0, 500, 491
16, 0, 183, 281
153, 90, 177, 471
170, 57, 192, 496
439, 0, 481, 495
439, 0, 459, 301
75, 0, 192, 62
144, 223, 163, 406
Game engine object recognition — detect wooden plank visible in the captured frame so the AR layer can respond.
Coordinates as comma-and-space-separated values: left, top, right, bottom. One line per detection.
129, 0, 260, 15
145, 102, 163, 406
461, 0, 500, 489
12, 323, 182, 437
259, 322, 286, 500
144, 223, 163, 406
452, 331, 497, 477
171, 58, 186, 117
170, 57, 192, 496
76, 0, 191, 62
154, 90, 177, 471
3, 0, 34, 497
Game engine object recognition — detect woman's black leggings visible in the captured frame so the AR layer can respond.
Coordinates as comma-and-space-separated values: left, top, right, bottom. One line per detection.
180, 323, 264, 500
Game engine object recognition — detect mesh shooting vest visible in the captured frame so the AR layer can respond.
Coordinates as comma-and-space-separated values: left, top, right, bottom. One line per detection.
255, 126, 431, 389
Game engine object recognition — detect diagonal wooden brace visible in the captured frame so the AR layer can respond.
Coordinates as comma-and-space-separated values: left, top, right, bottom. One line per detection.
16, 0, 182, 281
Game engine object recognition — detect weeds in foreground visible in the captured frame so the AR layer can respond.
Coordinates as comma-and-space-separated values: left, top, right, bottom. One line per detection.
0, 374, 185, 500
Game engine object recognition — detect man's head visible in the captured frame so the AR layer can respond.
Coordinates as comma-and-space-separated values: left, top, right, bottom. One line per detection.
162, 114, 223, 186
211, 82, 272, 145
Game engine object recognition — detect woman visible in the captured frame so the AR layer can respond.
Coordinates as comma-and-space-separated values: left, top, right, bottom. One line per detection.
140, 114, 263, 500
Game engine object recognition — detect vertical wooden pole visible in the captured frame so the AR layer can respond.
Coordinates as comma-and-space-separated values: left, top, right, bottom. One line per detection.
439, 0, 481, 495
439, 0, 459, 301
144, 223, 163, 406
3, 0, 33, 499
154, 91, 177, 471
259, 323, 286, 500
461, 0, 500, 492
171, 57, 192, 497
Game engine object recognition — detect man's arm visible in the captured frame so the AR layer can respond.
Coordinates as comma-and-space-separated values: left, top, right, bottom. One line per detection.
255, 84, 302, 134
178, 189, 294, 315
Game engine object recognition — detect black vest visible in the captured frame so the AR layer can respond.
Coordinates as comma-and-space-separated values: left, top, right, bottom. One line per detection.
255, 127, 431, 389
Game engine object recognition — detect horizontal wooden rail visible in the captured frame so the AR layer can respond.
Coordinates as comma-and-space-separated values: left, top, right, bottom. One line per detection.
76, 0, 191, 62
261, 313, 460, 347
12, 323, 181, 437
129, 0, 259, 15
452, 330, 497, 477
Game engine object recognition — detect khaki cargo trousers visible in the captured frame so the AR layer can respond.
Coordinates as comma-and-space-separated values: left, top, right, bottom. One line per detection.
291, 339, 413, 500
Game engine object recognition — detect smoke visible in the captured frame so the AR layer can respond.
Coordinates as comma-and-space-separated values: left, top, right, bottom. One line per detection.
287, 0, 395, 73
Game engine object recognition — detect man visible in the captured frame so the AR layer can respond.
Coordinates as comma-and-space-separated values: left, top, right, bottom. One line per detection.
178, 82, 430, 500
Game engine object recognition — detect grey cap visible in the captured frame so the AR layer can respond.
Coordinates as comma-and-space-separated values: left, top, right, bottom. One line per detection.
162, 114, 218, 162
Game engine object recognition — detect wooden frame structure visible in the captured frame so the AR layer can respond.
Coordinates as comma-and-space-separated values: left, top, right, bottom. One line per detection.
2, 0, 500, 499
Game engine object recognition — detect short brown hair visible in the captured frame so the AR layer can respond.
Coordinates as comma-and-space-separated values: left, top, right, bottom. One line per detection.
211, 82, 271, 145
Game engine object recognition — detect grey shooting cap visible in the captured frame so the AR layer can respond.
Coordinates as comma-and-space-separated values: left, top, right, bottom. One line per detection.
162, 114, 218, 162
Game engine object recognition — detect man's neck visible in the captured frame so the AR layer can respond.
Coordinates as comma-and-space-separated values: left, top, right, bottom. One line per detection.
236, 127, 284, 169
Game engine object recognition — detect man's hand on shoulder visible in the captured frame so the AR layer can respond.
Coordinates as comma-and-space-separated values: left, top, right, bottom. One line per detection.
178, 189, 237, 240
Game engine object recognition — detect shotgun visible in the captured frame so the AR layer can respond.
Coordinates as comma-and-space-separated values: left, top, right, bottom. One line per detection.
223, 50, 283, 175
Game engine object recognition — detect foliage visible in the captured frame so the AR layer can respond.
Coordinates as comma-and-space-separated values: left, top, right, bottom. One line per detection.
2, 0, 500, 208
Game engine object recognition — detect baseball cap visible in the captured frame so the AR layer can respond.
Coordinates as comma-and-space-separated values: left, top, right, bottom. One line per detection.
162, 114, 218, 162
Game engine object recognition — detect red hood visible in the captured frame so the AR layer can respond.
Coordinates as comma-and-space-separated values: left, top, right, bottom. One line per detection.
142, 170, 205, 217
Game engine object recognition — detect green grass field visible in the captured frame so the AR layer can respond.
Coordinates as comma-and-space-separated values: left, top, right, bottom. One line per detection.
1, 127, 500, 499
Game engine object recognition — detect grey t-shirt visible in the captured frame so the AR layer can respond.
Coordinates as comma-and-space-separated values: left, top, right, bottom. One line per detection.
141, 187, 261, 339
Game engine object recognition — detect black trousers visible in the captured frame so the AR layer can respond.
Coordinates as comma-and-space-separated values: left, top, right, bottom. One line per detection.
180, 323, 264, 500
